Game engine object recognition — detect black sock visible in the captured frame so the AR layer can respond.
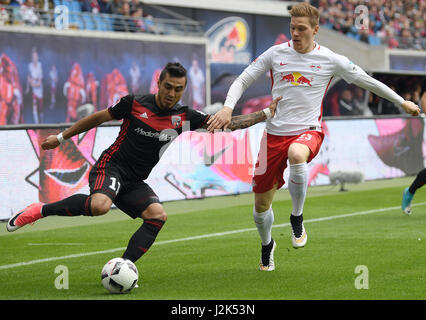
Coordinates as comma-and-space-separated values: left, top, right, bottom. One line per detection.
290, 214, 303, 238
290, 214, 303, 224
409, 168, 426, 194
42, 194, 92, 217
122, 219, 165, 263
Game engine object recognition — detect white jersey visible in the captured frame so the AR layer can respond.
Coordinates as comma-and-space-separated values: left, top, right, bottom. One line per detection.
28, 61, 43, 98
130, 65, 140, 87
229, 41, 367, 136
189, 67, 205, 105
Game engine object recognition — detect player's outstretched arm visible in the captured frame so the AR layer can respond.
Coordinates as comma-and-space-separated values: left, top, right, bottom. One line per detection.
212, 96, 282, 131
41, 109, 114, 150
206, 69, 258, 132
351, 73, 421, 116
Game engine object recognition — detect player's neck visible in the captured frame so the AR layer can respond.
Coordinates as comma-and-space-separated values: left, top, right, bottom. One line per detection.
154, 93, 163, 110
295, 41, 316, 54
154, 93, 170, 111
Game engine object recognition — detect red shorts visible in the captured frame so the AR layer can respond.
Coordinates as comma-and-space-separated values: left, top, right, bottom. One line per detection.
252, 130, 324, 193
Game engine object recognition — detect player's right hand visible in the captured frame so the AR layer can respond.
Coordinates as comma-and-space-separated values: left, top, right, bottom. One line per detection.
401, 100, 421, 116
267, 96, 283, 118
206, 106, 233, 132
41, 134, 61, 150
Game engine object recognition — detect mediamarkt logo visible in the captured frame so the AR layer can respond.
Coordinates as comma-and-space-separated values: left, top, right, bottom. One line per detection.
134, 127, 175, 141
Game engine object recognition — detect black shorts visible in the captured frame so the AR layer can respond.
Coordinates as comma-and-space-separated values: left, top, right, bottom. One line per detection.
88, 161, 160, 219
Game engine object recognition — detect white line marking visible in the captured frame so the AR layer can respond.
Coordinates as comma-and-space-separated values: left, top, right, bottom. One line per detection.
1, 202, 424, 271
27, 243, 86, 246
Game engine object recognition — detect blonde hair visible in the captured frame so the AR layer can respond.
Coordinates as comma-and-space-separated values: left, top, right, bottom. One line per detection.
289, 2, 320, 28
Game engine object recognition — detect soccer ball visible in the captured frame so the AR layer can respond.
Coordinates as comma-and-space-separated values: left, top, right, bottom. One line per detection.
101, 257, 139, 294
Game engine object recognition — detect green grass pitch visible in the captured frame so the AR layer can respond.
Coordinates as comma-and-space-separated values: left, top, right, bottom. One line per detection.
0, 177, 425, 300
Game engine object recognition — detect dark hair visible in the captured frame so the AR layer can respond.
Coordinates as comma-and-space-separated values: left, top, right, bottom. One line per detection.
159, 62, 187, 84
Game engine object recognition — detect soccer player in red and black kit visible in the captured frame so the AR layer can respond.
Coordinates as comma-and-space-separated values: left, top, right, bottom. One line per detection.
7, 62, 281, 265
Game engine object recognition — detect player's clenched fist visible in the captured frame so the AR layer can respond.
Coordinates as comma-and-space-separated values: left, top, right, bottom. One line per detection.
41, 134, 61, 150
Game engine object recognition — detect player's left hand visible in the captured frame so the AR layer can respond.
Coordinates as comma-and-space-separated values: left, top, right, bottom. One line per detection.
401, 100, 421, 116
207, 106, 233, 132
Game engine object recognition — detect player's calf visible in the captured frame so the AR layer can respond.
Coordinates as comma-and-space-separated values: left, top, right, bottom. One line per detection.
122, 218, 166, 262
122, 204, 167, 262
42, 194, 96, 217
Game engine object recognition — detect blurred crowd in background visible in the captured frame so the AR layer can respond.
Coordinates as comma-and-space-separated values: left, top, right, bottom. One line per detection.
0, 0, 158, 33
0, 0, 424, 49
271, 0, 425, 50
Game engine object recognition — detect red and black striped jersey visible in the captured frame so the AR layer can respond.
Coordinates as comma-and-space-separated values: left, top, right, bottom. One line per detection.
101, 94, 210, 181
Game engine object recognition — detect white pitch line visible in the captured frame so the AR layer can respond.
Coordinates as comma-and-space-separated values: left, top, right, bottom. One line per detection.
27, 243, 86, 246
1, 202, 424, 271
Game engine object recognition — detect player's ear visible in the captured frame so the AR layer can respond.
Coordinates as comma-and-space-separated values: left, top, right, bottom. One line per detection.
313, 25, 319, 35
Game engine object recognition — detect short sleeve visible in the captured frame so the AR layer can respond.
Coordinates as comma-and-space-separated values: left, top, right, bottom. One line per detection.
108, 95, 134, 120
332, 53, 367, 84
187, 108, 210, 130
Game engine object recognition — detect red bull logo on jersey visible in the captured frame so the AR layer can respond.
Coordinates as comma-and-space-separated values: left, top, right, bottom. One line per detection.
206, 17, 251, 64
280, 72, 312, 87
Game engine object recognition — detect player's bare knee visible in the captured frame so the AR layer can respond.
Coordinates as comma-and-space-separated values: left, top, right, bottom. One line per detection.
142, 203, 167, 222
288, 144, 310, 164
150, 206, 167, 222
90, 194, 112, 216
157, 210, 168, 222
254, 199, 271, 213
91, 203, 111, 216
288, 151, 306, 164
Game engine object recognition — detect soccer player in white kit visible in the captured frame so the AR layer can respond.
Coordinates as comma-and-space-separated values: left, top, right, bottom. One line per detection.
188, 56, 205, 110
27, 47, 43, 124
207, 3, 421, 271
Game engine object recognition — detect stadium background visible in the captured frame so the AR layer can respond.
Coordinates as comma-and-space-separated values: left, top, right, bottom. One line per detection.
0, 0, 425, 221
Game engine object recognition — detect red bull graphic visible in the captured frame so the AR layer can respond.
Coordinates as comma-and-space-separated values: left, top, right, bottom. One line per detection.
64, 63, 86, 122
274, 33, 289, 45
280, 72, 312, 87
310, 64, 321, 72
0, 30, 205, 124
86, 72, 99, 111
100, 68, 129, 108
26, 128, 97, 203
149, 68, 162, 94
206, 17, 251, 64
0, 53, 23, 125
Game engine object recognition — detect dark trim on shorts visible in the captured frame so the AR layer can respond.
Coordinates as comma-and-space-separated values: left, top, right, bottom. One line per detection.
90, 189, 117, 201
